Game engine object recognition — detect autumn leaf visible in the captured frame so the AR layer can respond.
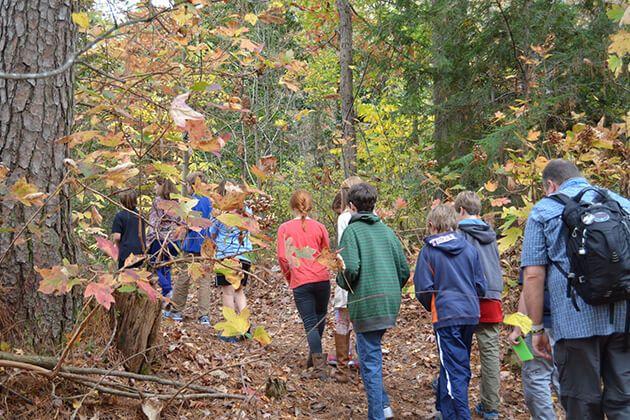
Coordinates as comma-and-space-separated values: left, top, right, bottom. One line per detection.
170, 92, 205, 129
188, 262, 204, 282
0, 165, 8, 181
10, 177, 47, 206
215, 258, 244, 288
37, 265, 82, 295
240, 38, 262, 53
503, 312, 533, 335
71, 12, 89, 30
497, 227, 522, 254
490, 197, 511, 207
252, 325, 272, 345
136, 279, 160, 302
526, 129, 541, 142
90, 206, 103, 225
244, 13, 258, 26
217, 213, 246, 228
250, 164, 269, 181
315, 247, 343, 271
188, 216, 213, 232
102, 162, 139, 187
534, 156, 549, 172
394, 198, 408, 209
122, 253, 145, 269
56, 130, 101, 148
94, 236, 119, 261
152, 162, 181, 181
213, 191, 247, 211
484, 180, 498, 192
85, 280, 115, 310
98, 132, 124, 148
214, 306, 251, 337
200, 237, 216, 258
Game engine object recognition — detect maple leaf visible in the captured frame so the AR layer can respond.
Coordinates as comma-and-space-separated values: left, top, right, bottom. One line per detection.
490, 197, 512, 207
170, 92, 205, 129
214, 306, 251, 337
122, 253, 145, 268
10, 177, 47, 206
56, 130, 101, 148
284, 237, 316, 269
136, 279, 160, 302
98, 132, 124, 148
94, 236, 119, 261
240, 38, 263, 53
315, 247, 343, 271
212, 191, 247, 211
188, 216, 213, 233
85, 280, 115, 310
526, 129, 541, 142
90, 206, 103, 225
394, 198, 408, 209
484, 180, 498, 192
252, 325, 272, 345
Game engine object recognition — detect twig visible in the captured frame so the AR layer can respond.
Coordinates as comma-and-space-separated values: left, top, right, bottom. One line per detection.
0, 383, 33, 405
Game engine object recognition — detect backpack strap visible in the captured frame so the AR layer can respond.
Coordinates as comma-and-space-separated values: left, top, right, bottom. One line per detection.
550, 259, 581, 312
546, 193, 573, 206
573, 186, 609, 203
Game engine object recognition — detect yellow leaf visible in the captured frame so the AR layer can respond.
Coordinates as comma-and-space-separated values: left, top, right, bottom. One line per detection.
608, 30, 630, 57
102, 162, 139, 187
503, 312, 533, 335
497, 227, 522, 254
10, 177, 47, 206
71, 12, 89, 30
252, 325, 272, 345
534, 156, 549, 172
484, 180, 498, 192
526, 129, 540, 142
244, 13, 258, 26
214, 306, 250, 337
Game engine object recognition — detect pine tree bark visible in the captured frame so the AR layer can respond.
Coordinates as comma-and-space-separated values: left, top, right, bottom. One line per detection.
336, 0, 357, 177
0, 0, 79, 351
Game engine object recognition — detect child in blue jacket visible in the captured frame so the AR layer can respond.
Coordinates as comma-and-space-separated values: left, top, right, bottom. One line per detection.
414, 204, 487, 420
165, 172, 214, 325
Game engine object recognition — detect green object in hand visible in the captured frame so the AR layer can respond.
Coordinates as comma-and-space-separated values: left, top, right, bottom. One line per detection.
513, 336, 534, 362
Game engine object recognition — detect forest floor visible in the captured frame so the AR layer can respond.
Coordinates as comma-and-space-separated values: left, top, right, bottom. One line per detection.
2, 266, 563, 419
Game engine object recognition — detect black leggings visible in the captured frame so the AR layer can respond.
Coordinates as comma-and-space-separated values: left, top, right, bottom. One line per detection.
292, 281, 330, 355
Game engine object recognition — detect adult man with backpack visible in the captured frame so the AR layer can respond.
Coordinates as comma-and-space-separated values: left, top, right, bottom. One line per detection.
521, 159, 630, 419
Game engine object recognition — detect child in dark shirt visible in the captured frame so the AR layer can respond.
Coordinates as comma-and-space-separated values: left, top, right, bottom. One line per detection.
111, 190, 146, 269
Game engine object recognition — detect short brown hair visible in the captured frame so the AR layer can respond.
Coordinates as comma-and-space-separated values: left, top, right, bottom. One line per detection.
186, 171, 206, 186
454, 191, 481, 216
119, 190, 137, 210
427, 204, 457, 233
157, 178, 177, 199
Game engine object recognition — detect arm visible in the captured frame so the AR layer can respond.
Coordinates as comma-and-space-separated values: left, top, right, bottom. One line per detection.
111, 213, 123, 246
413, 249, 434, 311
472, 252, 487, 297
276, 226, 291, 283
337, 213, 350, 246
336, 230, 360, 290
394, 236, 410, 288
522, 265, 551, 359
508, 291, 527, 345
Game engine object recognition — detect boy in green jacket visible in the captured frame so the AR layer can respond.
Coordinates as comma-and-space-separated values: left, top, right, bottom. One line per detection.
337, 183, 410, 420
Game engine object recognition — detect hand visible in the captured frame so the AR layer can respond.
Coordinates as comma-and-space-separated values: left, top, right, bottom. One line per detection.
532, 331, 553, 361
508, 327, 522, 345
336, 254, 346, 271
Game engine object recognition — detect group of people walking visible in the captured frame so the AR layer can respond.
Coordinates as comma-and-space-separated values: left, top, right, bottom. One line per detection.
112, 159, 630, 420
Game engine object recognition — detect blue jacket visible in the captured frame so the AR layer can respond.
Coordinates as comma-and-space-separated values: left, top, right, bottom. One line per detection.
181, 195, 213, 254
414, 231, 487, 329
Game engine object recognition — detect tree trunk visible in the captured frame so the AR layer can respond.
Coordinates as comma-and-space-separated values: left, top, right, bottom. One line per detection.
336, 0, 357, 177
112, 292, 161, 373
431, 0, 471, 166
0, 0, 78, 351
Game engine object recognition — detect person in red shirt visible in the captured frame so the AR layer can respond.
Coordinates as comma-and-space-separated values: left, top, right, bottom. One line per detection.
277, 190, 331, 380
455, 191, 504, 420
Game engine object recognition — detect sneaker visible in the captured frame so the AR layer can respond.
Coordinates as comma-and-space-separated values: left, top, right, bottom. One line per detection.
218, 334, 240, 343
475, 403, 499, 419
163, 310, 183, 322
327, 354, 338, 366
384, 406, 394, 419
198, 315, 210, 325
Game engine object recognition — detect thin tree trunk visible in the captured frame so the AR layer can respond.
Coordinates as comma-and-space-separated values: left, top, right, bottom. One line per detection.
336, 0, 356, 177
0, 0, 79, 351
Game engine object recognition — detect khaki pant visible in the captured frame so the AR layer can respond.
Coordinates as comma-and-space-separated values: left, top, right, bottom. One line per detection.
476, 323, 501, 412
172, 257, 213, 317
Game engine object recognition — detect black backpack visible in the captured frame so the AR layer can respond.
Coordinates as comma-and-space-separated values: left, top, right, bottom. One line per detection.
548, 187, 630, 309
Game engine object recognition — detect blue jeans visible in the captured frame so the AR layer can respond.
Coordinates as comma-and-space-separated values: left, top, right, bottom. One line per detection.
293, 281, 330, 355
522, 329, 559, 420
435, 324, 476, 420
356, 329, 390, 420
149, 240, 179, 296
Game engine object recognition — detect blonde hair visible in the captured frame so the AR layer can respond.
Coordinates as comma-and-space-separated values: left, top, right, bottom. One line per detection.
340, 176, 362, 209
454, 191, 481, 216
427, 204, 457, 233
290, 190, 313, 231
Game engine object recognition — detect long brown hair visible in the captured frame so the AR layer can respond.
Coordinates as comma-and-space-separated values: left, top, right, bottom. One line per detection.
290, 190, 313, 231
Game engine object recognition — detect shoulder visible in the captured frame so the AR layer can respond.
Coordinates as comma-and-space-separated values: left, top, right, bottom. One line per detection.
338, 212, 352, 224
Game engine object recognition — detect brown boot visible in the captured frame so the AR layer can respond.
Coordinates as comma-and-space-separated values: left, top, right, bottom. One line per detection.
333, 333, 350, 383
311, 353, 329, 381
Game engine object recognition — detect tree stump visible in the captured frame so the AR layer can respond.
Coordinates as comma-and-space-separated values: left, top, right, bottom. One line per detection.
112, 292, 161, 373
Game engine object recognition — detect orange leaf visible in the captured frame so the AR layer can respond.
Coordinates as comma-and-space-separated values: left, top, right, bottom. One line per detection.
526, 129, 541, 142
490, 197, 511, 207
201, 238, 216, 258
394, 198, 408, 209
315, 247, 343, 271
85, 281, 115, 310
95, 236, 119, 261
484, 181, 498, 192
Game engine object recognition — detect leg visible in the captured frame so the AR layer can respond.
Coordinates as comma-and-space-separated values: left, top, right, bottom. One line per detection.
313, 281, 330, 339
196, 270, 212, 317
601, 333, 630, 419
522, 334, 557, 420
172, 264, 192, 312
435, 325, 474, 420
475, 323, 501, 413
221, 285, 236, 311
234, 287, 247, 313
554, 337, 603, 420
356, 329, 387, 420
293, 284, 322, 355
